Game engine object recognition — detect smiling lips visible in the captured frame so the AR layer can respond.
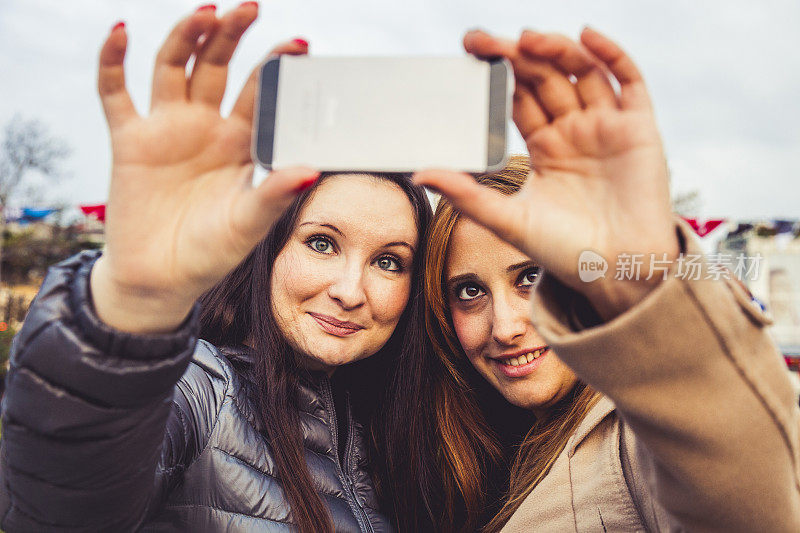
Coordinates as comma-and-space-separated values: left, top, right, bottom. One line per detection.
308, 312, 364, 337
491, 346, 550, 378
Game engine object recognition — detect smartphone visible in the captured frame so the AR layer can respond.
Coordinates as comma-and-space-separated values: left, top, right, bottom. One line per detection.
253, 56, 511, 173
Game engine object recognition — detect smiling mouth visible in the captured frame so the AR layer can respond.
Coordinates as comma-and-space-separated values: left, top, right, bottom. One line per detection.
495, 347, 549, 367
308, 312, 364, 337
490, 346, 550, 378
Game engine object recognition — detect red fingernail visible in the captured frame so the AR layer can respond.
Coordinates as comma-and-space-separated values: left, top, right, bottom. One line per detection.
240, 1, 259, 7
111, 21, 125, 32
294, 176, 318, 193
196, 4, 216, 11
292, 38, 309, 47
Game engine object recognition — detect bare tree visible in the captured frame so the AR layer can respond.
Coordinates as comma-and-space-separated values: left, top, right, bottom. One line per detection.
0, 116, 71, 283
0, 115, 70, 209
672, 189, 702, 218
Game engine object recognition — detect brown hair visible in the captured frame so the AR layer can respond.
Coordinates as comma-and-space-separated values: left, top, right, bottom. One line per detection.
198, 173, 432, 533
385, 155, 599, 532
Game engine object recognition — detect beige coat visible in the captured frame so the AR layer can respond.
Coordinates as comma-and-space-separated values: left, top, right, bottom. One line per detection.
503, 223, 800, 532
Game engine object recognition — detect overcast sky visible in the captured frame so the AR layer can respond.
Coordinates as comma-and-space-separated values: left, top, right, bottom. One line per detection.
1, 0, 798, 219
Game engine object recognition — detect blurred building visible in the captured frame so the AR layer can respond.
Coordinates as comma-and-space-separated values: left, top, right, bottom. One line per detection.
717, 221, 800, 356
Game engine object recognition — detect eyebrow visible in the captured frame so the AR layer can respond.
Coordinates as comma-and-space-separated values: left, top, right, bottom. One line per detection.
446, 273, 478, 288
300, 222, 344, 236
447, 261, 539, 287
507, 260, 538, 273
384, 241, 416, 254
299, 222, 416, 254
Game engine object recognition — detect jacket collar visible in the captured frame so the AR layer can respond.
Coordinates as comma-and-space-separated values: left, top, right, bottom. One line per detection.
217, 344, 335, 422
568, 395, 616, 454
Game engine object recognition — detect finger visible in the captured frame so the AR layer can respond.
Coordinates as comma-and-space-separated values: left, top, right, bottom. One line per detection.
412, 170, 526, 250
512, 84, 549, 139
463, 30, 550, 137
189, 2, 259, 107
150, 7, 218, 107
463, 29, 517, 59
233, 166, 320, 244
230, 38, 309, 123
98, 22, 139, 128
464, 29, 578, 123
519, 30, 617, 109
511, 56, 581, 119
580, 27, 652, 110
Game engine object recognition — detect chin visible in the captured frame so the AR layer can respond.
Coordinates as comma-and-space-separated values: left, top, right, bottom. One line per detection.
304, 340, 369, 369
503, 392, 544, 411
497, 380, 555, 411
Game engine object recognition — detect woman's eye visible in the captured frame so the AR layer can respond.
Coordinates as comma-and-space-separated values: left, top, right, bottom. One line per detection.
307, 237, 334, 254
376, 256, 402, 272
519, 267, 541, 288
457, 284, 485, 301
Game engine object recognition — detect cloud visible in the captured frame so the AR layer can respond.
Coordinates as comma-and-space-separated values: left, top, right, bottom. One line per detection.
1, 0, 797, 218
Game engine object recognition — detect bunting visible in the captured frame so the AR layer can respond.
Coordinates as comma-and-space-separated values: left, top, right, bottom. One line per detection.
79, 204, 106, 222
774, 220, 797, 235
0, 206, 795, 238
22, 208, 58, 221
682, 217, 727, 237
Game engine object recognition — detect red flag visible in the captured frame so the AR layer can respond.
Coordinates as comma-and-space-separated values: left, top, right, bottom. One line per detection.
80, 204, 106, 222
682, 217, 725, 237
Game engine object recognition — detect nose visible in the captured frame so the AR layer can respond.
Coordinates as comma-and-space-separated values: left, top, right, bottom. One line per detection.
491, 292, 528, 346
327, 261, 367, 310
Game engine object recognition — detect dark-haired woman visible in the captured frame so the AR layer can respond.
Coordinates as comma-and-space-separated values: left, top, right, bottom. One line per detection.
381, 29, 800, 531
0, 5, 430, 532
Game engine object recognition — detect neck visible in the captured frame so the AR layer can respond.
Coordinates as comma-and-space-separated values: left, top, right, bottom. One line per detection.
300, 356, 337, 378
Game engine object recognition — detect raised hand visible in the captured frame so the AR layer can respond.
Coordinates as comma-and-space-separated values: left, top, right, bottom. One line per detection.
91, 4, 318, 333
413, 28, 679, 319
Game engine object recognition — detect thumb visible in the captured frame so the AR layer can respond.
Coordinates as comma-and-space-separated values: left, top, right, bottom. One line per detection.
412, 169, 525, 249
234, 165, 320, 244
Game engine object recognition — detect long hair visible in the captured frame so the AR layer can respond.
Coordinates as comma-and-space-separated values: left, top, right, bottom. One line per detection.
386, 155, 599, 532
198, 172, 432, 533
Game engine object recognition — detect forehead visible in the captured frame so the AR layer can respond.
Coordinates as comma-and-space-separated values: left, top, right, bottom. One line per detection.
299, 174, 418, 245
446, 218, 530, 276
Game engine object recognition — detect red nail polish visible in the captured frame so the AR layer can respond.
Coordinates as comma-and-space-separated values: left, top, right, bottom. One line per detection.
294, 176, 318, 193
111, 21, 125, 32
240, 1, 259, 7
292, 38, 309, 47
196, 4, 217, 12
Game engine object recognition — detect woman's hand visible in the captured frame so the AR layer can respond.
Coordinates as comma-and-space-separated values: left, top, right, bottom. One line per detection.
414, 28, 678, 320
91, 4, 318, 333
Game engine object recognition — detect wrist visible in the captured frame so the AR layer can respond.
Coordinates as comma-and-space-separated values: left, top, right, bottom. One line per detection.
585, 277, 664, 321
583, 236, 682, 321
89, 256, 197, 334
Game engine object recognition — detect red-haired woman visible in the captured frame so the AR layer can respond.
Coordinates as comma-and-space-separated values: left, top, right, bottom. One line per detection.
379, 29, 800, 532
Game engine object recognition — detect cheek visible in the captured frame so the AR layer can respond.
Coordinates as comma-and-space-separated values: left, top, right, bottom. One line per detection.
451, 307, 491, 360
554, 357, 579, 389
270, 245, 325, 309
368, 275, 411, 325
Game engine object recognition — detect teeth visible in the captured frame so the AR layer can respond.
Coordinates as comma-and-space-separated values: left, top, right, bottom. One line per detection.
499, 348, 548, 366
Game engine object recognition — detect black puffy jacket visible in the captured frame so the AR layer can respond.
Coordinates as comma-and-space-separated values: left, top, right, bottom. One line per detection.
0, 251, 393, 532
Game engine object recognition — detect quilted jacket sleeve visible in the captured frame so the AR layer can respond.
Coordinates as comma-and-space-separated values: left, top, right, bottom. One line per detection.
0, 251, 204, 532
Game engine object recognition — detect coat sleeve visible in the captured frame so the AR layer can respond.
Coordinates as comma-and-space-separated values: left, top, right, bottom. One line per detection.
530, 221, 800, 532
0, 251, 207, 532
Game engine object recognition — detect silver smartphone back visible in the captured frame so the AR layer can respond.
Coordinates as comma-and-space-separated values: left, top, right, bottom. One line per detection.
253, 56, 511, 173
